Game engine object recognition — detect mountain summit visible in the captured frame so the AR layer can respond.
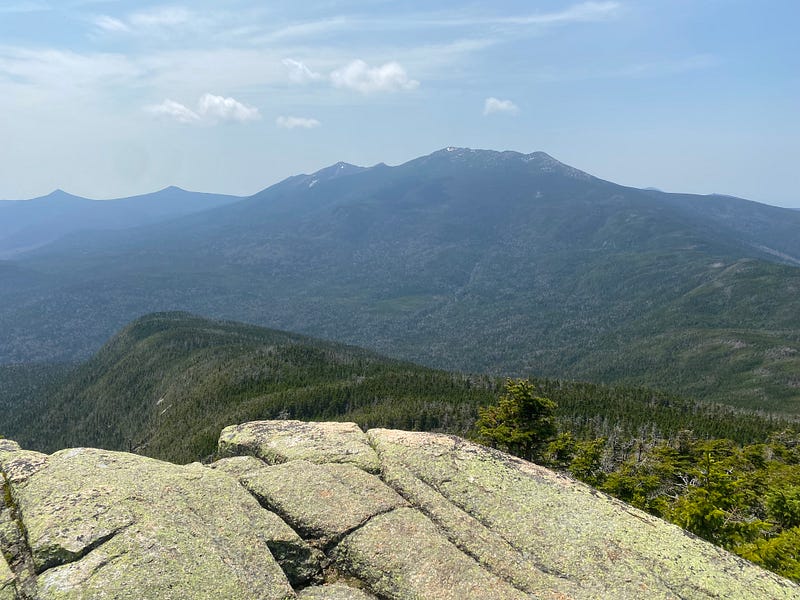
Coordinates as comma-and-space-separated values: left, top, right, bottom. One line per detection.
2, 148, 800, 411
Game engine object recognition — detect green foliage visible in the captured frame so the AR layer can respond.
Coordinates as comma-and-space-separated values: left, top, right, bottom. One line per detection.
739, 528, 800, 580
6, 313, 796, 466
477, 379, 556, 461
766, 486, 800, 529
541, 429, 800, 582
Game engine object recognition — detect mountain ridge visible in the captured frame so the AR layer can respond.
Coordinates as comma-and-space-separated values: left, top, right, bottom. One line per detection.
2, 148, 800, 411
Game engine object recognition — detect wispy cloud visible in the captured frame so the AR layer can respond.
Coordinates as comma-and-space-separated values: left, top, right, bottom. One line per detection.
331, 60, 419, 94
282, 58, 321, 84
253, 2, 620, 43
0, 1, 50, 13
146, 93, 260, 124
0, 46, 141, 92
129, 6, 192, 28
256, 17, 351, 44
146, 98, 199, 123
93, 15, 129, 33
276, 116, 320, 129
93, 5, 198, 36
475, 2, 620, 26
611, 54, 719, 78
483, 97, 519, 116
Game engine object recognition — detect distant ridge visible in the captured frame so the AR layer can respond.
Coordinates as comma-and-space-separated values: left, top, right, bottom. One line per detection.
2, 147, 800, 412
0, 186, 241, 257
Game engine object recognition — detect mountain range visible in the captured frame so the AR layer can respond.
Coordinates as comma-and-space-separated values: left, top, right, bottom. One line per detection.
0, 186, 239, 258
2, 147, 799, 412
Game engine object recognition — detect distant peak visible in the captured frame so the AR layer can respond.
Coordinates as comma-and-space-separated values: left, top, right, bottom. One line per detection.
308, 161, 365, 181
423, 148, 592, 180
39, 189, 83, 201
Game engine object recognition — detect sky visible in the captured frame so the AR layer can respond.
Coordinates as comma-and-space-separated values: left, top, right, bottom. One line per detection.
0, 1, 798, 206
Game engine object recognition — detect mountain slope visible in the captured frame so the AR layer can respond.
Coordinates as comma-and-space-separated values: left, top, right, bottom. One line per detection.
2, 148, 800, 410
4, 313, 789, 465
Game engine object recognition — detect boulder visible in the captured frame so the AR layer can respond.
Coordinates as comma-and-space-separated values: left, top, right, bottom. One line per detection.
241, 460, 406, 546
14, 448, 296, 600
218, 420, 381, 473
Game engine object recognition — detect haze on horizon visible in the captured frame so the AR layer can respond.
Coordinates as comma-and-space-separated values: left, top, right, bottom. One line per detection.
1, 1, 798, 207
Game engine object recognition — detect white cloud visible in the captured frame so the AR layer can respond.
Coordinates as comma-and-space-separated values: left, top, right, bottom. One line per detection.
483, 97, 519, 116
93, 15, 130, 33
331, 60, 419, 94
276, 116, 320, 129
282, 58, 321, 84
146, 98, 199, 123
198, 93, 260, 122
146, 94, 260, 124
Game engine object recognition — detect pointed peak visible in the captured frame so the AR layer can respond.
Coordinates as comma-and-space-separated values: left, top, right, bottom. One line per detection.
39, 189, 84, 201
309, 161, 365, 181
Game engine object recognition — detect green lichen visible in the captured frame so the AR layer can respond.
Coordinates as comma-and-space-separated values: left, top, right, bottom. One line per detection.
368, 428, 800, 600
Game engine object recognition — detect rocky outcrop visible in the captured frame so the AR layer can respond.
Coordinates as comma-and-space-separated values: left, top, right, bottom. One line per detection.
218, 420, 382, 474
1, 422, 799, 599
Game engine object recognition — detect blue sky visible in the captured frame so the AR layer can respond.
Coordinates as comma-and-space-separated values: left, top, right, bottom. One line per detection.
0, 1, 798, 206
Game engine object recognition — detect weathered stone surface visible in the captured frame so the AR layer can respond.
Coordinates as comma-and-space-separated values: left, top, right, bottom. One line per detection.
3, 422, 799, 600
0, 554, 14, 600
378, 457, 580, 599
369, 428, 800, 600
0, 440, 20, 453
258, 511, 324, 587
218, 420, 381, 473
242, 460, 405, 546
297, 583, 377, 599
15, 448, 295, 600
333, 507, 528, 600
208, 455, 269, 478
0, 449, 49, 484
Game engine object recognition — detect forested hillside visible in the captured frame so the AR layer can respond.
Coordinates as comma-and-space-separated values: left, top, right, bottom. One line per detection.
5, 313, 793, 465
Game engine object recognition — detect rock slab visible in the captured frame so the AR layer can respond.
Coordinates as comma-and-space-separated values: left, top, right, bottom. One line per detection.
2, 421, 799, 600
8, 446, 295, 600
218, 420, 381, 473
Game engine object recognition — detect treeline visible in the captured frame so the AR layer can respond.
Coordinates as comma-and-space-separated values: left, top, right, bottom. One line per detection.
538, 428, 800, 581
476, 379, 800, 582
5, 313, 796, 468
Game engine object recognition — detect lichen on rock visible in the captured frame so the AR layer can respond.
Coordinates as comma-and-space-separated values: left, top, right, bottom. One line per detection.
368, 428, 800, 600
1, 422, 799, 599
241, 459, 406, 547
15, 447, 296, 600
332, 507, 528, 600
218, 420, 381, 473
0, 554, 14, 600
297, 582, 378, 599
